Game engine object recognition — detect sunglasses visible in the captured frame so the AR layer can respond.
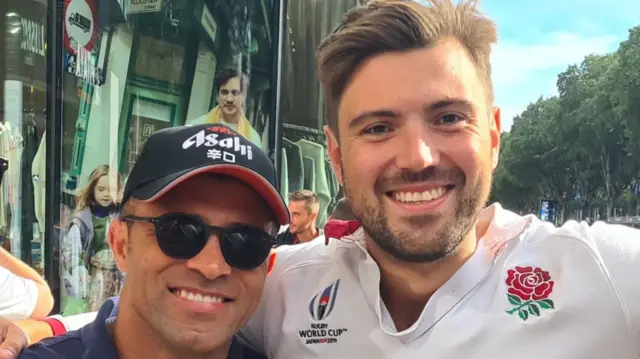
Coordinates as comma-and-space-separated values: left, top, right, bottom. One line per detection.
122, 212, 277, 270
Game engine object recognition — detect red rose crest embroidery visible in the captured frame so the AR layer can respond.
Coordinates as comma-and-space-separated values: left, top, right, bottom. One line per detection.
505, 266, 555, 321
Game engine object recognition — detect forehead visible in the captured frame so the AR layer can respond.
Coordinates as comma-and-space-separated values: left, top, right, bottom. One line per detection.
338, 40, 487, 124
141, 175, 273, 228
95, 175, 114, 187
288, 200, 307, 211
220, 77, 241, 90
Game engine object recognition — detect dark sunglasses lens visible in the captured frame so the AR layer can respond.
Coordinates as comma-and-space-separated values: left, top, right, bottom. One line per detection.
156, 215, 207, 259
220, 226, 273, 270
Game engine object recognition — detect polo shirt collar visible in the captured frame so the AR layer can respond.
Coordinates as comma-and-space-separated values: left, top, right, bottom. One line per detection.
81, 297, 120, 359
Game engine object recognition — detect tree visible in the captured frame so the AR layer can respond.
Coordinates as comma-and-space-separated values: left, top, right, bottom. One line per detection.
491, 25, 640, 221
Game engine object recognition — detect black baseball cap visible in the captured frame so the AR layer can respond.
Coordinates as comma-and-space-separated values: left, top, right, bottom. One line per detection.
122, 124, 289, 226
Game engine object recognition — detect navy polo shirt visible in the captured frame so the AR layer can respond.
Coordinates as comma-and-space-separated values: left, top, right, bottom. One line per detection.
18, 297, 266, 359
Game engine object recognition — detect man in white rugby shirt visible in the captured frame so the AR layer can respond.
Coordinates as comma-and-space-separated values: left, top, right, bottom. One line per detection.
1, 0, 640, 358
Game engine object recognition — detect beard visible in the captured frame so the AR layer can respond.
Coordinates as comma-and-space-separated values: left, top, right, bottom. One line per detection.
343, 163, 489, 263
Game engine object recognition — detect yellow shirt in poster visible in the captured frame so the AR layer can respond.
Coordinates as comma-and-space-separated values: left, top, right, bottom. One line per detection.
187, 106, 263, 149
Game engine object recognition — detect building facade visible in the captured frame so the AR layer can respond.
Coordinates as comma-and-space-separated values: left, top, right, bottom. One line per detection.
0, 0, 360, 314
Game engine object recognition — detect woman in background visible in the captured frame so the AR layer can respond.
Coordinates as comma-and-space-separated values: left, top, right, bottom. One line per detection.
60, 165, 123, 315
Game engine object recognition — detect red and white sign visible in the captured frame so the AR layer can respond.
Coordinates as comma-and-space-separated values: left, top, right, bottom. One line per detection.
63, 0, 99, 55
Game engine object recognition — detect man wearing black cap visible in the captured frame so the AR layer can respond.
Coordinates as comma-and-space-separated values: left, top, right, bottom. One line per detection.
13, 124, 288, 359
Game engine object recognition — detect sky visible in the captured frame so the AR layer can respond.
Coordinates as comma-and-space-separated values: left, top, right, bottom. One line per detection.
478, 0, 640, 131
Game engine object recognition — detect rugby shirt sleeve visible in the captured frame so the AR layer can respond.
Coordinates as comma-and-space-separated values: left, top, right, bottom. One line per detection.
0, 266, 38, 320
589, 221, 640, 353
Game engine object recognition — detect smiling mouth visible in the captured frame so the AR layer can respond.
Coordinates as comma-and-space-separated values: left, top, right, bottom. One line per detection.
386, 185, 454, 203
169, 288, 233, 304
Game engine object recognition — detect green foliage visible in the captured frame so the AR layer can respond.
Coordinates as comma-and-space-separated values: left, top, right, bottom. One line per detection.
491, 26, 640, 220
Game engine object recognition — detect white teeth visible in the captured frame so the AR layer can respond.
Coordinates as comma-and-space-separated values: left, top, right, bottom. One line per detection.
393, 187, 446, 203
173, 289, 224, 304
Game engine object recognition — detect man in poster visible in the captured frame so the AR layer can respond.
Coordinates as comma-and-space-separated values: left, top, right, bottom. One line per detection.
187, 68, 263, 149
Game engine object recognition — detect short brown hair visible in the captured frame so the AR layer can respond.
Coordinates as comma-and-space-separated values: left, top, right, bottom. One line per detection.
215, 68, 250, 93
317, 0, 497, 136
289, 190, 320, 214
331, 198, 357, 221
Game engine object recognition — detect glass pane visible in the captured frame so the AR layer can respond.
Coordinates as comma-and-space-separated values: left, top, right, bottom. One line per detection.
56, 0, 276, 315
0, 1, 49, 281
279, 0, 358, 227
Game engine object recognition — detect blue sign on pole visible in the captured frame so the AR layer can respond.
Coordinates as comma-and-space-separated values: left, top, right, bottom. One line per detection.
540, 200, 558, 224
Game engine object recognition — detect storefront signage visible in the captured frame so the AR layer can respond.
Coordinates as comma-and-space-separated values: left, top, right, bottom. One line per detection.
200, 5, 217, 43
20, 19, 46, 57
125, 0, 164, 15
65, 47, 105, 86
64, 0, 99, 55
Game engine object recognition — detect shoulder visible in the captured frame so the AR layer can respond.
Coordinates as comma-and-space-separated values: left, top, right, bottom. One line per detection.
236, 341, 267, 359
514, 218, 640, 341
581, 221, 640, 334
269, 235, 342, 277
520, 218, 640, 267
265, 232, 362, 293
18, 331, 84, 359
68, 212, 89, 231
186, 114, 209, 125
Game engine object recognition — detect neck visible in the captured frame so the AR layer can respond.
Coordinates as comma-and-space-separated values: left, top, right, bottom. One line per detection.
221, 111, 240, 124
114, 294, 231, 359
367, 219, 490, 331
296, 226, 318, 243
90, 204, 113, 218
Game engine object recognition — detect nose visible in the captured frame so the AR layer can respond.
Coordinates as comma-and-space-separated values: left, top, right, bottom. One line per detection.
184, 234, 232, 279
395, 118, 440, 170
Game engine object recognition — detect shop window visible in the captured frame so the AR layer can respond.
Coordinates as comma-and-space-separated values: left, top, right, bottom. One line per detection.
278, 0, 360, 227
0, 2, 49, 277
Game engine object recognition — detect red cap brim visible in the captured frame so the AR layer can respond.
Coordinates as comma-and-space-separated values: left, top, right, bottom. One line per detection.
137, 164, 289, 226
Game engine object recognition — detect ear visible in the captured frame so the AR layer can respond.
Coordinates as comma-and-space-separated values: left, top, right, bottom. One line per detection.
323, 125, 343, 186
490, 106, 502, 170
108, 219, 130, 273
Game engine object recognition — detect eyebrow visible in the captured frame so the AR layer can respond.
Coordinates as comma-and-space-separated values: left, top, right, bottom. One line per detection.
427, 99, 474, 113
347, 98, 474, 130
348, 110, 400, 130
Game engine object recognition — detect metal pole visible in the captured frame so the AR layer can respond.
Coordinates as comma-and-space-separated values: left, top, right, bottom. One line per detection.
44, 0, 63, 313
269, 0, 286, 186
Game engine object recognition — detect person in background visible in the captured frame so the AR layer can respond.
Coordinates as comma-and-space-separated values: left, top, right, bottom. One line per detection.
328, 197, 356, 221
324, 197, 359, 245
61, 165, 123, 315
276, 190, 323, 245
0, 248, 53, 320
187, 68, 263, 149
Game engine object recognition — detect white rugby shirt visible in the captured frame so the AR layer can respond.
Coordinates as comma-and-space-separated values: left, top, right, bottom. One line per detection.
238, 203, 640, 358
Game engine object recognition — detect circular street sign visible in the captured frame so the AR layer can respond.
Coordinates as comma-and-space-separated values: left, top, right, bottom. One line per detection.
63, 0, 99, 55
